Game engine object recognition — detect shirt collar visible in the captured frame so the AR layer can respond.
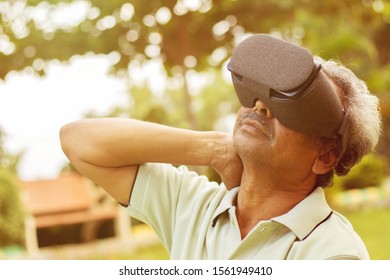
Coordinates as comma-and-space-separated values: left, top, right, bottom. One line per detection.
211, 187, 239, 226
272, 187, 333, 240
212, 187, 332, 240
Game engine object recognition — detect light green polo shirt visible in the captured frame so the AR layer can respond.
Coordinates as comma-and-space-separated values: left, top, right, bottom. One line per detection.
125, 163, 369, 260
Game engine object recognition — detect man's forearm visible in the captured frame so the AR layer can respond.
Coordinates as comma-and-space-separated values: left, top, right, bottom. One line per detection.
60, 118, 228, 169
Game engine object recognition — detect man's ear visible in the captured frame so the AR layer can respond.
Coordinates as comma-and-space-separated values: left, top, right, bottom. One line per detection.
312, 142, 337, 175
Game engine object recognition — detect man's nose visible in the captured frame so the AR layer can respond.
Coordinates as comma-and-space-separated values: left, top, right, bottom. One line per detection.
253, 99, 274, 119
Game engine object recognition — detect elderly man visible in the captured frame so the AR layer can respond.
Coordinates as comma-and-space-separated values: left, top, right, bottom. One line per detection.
60, 34, 381, 259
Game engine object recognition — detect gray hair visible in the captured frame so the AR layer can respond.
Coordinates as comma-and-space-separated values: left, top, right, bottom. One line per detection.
314, 57, 382, 187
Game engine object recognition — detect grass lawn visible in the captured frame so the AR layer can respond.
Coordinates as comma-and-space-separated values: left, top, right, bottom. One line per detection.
93, 243, 169, 260
343, 207, 390, 260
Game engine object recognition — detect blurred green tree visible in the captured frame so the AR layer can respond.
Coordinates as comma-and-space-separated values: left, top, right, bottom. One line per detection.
1, 1, 389, 125
2, 0, 390, 178
0, 168, 25, 248
333, 152, 389, 191
0, 130, 25, 248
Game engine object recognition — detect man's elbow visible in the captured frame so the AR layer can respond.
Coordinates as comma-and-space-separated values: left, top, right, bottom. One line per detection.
59, 121, 81, 159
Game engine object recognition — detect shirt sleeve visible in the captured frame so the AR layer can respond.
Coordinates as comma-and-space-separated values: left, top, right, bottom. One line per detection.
124, 162, 224, 251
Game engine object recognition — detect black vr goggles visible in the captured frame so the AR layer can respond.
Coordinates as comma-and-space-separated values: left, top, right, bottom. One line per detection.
227, 34, 349, 157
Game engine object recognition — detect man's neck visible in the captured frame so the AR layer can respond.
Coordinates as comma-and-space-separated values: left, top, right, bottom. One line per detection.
235, 166, 315, 239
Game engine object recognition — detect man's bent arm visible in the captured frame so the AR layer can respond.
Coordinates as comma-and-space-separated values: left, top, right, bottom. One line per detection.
60, 118, 241, 206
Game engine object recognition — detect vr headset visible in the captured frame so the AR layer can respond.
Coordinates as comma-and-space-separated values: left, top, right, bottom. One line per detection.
227, 34, 349, 157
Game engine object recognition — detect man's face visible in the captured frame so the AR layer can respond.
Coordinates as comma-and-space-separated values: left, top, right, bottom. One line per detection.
233, 103, 322, 179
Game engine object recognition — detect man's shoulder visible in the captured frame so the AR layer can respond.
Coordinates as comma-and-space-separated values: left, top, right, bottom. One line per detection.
137, 163, 219, 184
135, 162, 226, 195
289, 210, 370, 259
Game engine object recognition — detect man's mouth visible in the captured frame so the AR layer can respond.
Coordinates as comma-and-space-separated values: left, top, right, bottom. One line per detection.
239, 112, 272, 138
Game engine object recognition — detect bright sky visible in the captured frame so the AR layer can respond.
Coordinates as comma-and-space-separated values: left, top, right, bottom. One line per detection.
0, 55, 129, 180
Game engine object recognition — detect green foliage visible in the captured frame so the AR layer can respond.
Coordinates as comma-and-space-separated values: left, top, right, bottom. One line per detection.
3, 0, 390, 176
2, 1, 389, 124
196, 70, 240, 131
2, 0, 390, 84
0, 130, 21, 173
343, 208, 390, 260
333, 152, 388, 191
0, 168, 25, 247
90, 69, 239, 132
91, 243, 169, 260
